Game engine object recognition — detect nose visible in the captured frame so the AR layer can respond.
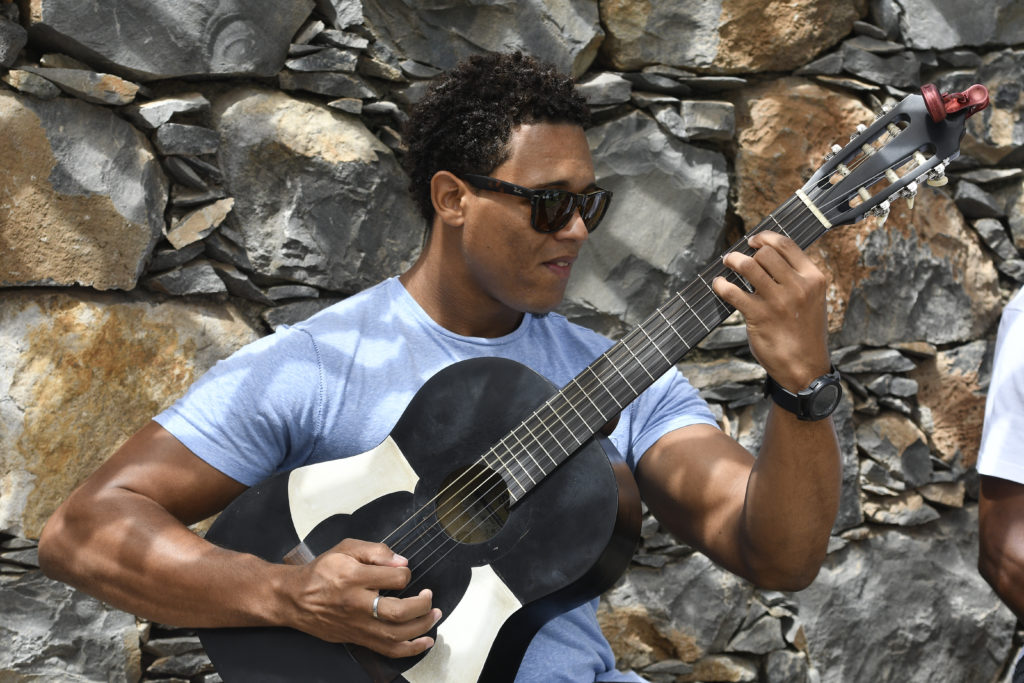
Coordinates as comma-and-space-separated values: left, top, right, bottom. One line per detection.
555, 207, 590, 243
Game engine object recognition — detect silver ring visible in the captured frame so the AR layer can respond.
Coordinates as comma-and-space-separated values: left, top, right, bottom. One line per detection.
371, 595, 382, 620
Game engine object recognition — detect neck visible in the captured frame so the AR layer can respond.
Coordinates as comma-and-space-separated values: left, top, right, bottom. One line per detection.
400, 233, 525, 339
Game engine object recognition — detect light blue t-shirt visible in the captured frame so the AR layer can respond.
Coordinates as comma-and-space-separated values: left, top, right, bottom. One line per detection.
157, 277, 717, 682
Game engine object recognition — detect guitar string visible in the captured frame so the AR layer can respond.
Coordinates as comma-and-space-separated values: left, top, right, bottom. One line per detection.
377, 130, 915, 584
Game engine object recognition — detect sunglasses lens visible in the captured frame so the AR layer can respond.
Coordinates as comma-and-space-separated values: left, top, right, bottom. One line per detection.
536, 192, 577, 233
580, 192, 610, 232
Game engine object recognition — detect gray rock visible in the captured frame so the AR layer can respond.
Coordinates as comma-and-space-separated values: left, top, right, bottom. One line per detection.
360, 0, 602, 77
0, 14, 28, 67
852, 20, 890, 41
973, 218, 1019, 261
796, 52, 845, 76
894, 0, 1024, 50
602, 554, 754, 663
843, 35, 905, 55
955, 181, 1004, 219
213, 88, 421, 292
577, 72, 633, 106
838, 348, 916, 374
563, 111, 728, 332
147, 651, 214, 678
145, 262, 228, 297
279, 69, 377, 99
725, 614, 786, 655
22, 0, 314, 80
19, 66, 139, 105
155, 123, 221, 157
840, 45, 920, 89
799, 508, 1014, 682
765, 650, 811, 683
0, 571, 140, 681
654, 100, 735, 142
314, 0, 363, 29
621, 72, 692, 97
286, 47, 359, 73
0, 69, 62, 98
316, 29, 370, 51
149, 243, 207, 273
125, 93, 211, 130
266, 284, 320, 301
164, 156, 210, 191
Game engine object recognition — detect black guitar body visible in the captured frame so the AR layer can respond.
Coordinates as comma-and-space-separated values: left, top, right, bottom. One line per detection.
199, 357, 642, 682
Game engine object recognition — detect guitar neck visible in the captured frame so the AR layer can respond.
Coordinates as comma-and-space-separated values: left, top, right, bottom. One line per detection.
489, 194, 832, 501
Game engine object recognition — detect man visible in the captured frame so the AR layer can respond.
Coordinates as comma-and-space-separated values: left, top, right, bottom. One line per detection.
977, 287, 1024, 683
39, 52, 841, 681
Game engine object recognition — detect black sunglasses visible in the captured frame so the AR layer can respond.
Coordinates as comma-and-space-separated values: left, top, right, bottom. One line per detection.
461, 174, 613, 234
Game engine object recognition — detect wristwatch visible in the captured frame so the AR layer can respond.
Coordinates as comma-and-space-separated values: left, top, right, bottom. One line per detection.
763, 366, 843, 421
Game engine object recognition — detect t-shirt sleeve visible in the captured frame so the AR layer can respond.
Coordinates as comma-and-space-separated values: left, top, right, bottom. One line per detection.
614, 366, 719, 472
977, 303, 1024, 484
154, 325, 325, 486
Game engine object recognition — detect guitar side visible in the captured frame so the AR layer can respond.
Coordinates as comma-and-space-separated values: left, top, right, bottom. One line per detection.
199, 357, 642, 682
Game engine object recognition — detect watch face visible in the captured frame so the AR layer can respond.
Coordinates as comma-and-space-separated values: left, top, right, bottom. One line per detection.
809, 382, 842, 418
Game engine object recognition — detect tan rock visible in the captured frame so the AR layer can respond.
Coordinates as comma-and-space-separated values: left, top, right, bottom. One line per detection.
0, 91, 166, 290
166, 198, 236, 249
600, 0, 866, 74
0, 290, 262, 538
918, 481, 966, 508
912, 345, 988, 466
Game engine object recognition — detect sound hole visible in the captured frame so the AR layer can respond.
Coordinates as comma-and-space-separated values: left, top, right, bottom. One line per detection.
436, 463, 510, 544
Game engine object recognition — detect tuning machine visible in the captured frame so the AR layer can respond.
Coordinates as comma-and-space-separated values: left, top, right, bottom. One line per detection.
869, 200, 891, 219
926, 162, 948, 187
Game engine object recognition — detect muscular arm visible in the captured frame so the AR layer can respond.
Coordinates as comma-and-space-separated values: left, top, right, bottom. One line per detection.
38, 421, 439, 657
978, 475, 1024, 620
637, 231, 841, 590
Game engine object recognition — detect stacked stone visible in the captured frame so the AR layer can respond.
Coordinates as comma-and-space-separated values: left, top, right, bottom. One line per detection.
2, 0, 1023, 681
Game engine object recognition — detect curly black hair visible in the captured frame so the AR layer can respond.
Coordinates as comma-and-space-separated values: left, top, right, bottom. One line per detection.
402, 51, 591, 225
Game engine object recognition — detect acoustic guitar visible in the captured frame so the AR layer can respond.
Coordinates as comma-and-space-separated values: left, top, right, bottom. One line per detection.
198, 82, 989, 682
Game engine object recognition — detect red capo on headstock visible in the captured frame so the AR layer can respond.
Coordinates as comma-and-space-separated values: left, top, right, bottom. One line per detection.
920, 83, 989, 123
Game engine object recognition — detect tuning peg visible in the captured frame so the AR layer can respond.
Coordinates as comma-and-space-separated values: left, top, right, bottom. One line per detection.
902, 181, 919, 209
850, 124, 868, 141
869, 200, 891, 219
926, 162, 948, 187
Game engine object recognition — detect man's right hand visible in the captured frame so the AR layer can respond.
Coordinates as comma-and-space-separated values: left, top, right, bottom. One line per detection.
284, 539, 441, 658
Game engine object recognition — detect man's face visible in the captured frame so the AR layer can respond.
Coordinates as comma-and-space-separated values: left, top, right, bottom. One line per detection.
459, 122, 597, 318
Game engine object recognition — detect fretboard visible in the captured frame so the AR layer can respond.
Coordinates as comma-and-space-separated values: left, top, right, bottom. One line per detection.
485, 194, 832, 502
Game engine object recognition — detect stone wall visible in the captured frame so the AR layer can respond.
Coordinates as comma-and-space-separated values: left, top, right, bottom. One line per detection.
1, 0, 1022, 681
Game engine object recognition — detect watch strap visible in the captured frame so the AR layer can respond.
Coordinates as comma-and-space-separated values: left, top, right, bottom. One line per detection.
763, 365, 842, 421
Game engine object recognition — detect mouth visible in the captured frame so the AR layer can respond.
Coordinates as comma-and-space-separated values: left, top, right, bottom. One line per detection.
543, 257, 576, 278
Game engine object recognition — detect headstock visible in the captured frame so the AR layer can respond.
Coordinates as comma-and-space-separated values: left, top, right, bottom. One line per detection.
799, 84, 990, 228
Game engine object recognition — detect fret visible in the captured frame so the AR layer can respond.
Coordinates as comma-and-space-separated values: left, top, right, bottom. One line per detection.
677, 290, 711, 332
483, 446, 529, 497
637, 325, 673, 365
657, 309, 688, 347
588, 363, 627, 408
566, 376, 609, 422
621, 336, 657, 382
520, 419, 559, 467
546, 403, 584, 450
503, 436, 540, 486
768, 213, 794, 240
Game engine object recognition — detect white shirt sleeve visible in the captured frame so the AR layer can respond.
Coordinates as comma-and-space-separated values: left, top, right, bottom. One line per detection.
978, 289, 1024, 484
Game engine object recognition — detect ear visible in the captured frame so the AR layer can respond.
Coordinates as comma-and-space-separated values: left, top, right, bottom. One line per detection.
430, 171, 469, 228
